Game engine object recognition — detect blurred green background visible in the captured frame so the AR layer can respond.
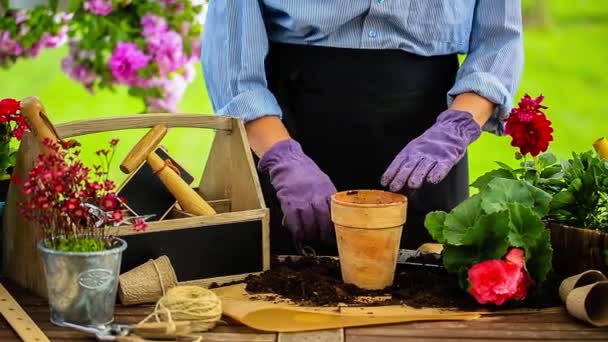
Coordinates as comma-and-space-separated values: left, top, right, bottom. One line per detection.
1, 0, 606, 188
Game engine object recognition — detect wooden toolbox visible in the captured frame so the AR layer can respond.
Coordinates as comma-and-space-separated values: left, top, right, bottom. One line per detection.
1, 99, 270, 298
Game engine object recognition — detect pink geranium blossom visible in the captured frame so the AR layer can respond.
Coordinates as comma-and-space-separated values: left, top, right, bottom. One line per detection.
108, 42, 152, 85
84, 0, 113, 16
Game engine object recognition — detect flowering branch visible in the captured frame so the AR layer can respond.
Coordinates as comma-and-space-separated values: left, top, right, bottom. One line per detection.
18, 138, 149, 251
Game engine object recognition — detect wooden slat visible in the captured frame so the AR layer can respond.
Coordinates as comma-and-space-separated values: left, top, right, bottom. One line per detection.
195, 332, 276, 342
278, 329, 344, 342
55, 113, 233, 138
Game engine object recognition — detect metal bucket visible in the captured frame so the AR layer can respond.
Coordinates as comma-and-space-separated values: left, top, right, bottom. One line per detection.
37, 237, 127, 326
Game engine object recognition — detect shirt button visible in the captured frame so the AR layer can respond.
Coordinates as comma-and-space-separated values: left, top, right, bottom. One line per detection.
377, 0, 385, 3
368, 30, 378, 38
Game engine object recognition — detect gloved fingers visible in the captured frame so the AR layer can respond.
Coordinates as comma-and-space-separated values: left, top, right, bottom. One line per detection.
388, 157, 421, 192
315, 196, 335, 242
427, 162, 452, 184
407, 158, 437, 189
298, 204, 319, 242
381, 155, 407, 188
284, 208, 305, 241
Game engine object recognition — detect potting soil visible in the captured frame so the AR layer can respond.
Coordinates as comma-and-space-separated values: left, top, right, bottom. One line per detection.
211, 256, 562, 311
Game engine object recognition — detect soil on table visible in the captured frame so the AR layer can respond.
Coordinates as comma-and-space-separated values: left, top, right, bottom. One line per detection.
210, 256, 562, 311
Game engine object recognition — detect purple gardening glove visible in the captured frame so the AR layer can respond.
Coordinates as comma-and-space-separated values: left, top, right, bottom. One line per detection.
258, 139, 337, 242
381, 109, 482, 192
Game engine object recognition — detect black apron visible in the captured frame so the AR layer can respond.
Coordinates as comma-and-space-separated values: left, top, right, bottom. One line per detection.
256, 42, 469, 255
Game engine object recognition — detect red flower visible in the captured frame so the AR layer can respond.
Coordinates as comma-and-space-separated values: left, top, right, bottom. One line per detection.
133, 218, 148, 232
110, 139, 119, 146
65, 198, 80, 211
504, 94, 553, 157
111, 210, 123, 222
467, 248, 531, 305
0, 98, 20, 115
102, 194, 119, 210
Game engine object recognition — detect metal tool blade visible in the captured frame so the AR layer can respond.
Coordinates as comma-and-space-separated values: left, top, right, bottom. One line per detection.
397, 249, 441, 267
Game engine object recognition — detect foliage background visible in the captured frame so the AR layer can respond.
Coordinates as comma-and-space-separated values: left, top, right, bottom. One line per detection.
1, 0, 606, 188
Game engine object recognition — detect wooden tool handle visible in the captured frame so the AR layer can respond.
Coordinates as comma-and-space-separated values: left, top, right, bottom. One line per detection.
148, 152, 217, 216
19, 96, 61, 148
133, 321, 192, 338
121, 124, 169, 174
594, 137, 608, 160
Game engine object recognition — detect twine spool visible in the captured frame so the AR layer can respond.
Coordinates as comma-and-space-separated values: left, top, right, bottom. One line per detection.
140, 286, 223, 333
118, 256, 178, 305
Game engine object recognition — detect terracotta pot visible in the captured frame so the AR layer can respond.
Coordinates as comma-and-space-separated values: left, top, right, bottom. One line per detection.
547, 221, 608, 277
330, 190, 407, 290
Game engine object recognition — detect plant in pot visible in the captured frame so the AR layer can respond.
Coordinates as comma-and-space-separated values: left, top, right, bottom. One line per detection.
0, 98, 29, 202
470, 94, 608, 276
18, 137, 148, 326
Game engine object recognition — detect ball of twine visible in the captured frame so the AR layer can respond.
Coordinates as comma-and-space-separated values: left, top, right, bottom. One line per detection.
140, 285, 223, 333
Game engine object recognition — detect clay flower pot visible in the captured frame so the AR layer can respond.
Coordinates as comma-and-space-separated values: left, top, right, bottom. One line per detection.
330, 190, 407, 290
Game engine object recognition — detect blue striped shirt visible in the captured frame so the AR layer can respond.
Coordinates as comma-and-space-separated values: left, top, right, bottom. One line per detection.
201, 1, 524, 135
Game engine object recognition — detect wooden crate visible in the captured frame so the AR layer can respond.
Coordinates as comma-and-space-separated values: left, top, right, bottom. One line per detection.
2, 113, 270, 297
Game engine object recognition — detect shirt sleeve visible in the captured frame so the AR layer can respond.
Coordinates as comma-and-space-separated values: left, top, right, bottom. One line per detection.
446, 1, 524, 135
201, 1, 282, 122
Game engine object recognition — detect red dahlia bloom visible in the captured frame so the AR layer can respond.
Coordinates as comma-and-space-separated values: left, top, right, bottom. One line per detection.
504, 94, 553, 157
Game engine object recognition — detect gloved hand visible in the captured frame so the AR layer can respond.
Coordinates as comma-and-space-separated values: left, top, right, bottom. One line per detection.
381, 109, 482, 192
258, 139, 337, 242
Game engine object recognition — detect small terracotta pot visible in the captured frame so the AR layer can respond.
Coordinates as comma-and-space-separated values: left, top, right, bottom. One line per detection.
331, 190, 407, 290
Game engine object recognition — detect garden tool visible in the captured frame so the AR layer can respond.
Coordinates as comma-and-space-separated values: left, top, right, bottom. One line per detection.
60, 321, 197, 341
120, 124, 216, 216
594, 137, 608, 160
20, 96, 64, 150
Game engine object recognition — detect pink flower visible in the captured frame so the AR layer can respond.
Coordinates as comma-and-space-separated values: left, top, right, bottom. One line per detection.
84, 0, 113, 16
0, 31, 24, 56
468, 248, 533, 305
108, 42, 152, 86
14, 10, 28, 25
141, 14, 168, 37
146, 74, 188, 112
61, 55, 97, 89
146, 30, 187, 75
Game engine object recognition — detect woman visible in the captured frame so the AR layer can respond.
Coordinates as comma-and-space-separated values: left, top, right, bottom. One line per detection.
201, 1, 523, 254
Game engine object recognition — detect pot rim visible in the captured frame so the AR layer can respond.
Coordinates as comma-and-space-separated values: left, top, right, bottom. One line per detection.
37, 236, 127, 256
331, 189, 407, 208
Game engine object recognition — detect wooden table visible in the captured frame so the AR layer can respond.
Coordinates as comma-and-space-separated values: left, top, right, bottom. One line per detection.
3, 279, 608, 342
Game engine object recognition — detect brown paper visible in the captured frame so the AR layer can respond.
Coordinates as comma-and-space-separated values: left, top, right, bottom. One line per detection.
210, 283, 557, 333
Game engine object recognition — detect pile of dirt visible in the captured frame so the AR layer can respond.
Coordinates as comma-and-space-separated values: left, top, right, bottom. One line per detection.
211, 256, 561, 311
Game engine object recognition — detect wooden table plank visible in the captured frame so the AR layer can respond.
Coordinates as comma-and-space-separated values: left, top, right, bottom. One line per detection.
3, 278, 608, 342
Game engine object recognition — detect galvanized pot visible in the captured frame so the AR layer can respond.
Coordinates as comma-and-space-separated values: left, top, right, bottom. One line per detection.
37, 237, 127, 326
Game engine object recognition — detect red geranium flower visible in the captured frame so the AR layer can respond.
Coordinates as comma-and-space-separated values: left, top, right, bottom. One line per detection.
504, 94, 554, 157
0, 98, 20, 115
467, 248, 531, 305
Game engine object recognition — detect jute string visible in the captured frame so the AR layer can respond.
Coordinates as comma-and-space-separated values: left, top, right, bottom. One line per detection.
153, 159, 181, 175
149, 258, 167, 296
139, 286, 223, 333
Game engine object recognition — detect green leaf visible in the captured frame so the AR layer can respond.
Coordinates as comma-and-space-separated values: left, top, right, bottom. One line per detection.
461, 210, 511, 260
495, 161, 515, 171
424, 211, 447, 243
538, 153, 558, 167
525, 230, 553, 283
540, 165, 563, 179
506, 203, 546, 249
550, 191, 576, 209
442, 245, 479, 274
470, 168, 516, 191
481, 178, 551, 217
443, 195, 483, 245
